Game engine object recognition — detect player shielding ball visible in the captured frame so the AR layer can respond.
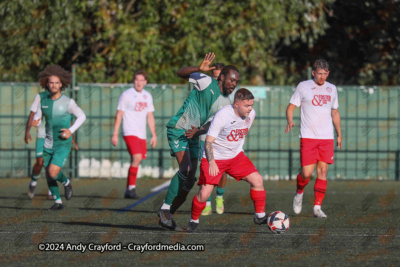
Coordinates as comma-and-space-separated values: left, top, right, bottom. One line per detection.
187, 88, 267, 232
158, 53, 240, 231
32, 65, 86, 210
285, 59, 342, 218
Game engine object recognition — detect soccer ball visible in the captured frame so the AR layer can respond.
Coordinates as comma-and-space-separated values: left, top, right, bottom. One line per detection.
267, 211, 290, 234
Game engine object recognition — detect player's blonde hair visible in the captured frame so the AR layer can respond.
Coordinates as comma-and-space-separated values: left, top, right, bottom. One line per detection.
39, 65, 72, 91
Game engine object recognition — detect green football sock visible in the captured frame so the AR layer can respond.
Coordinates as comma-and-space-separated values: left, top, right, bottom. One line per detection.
47, 177, 60, 200
55, 172, 68, 185
31, 173, 40, 182
164, 171, 185, 205
216, 186, 225, 197
207, 194, 212, 202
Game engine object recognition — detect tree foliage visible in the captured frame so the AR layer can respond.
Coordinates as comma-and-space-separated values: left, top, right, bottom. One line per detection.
1, 0, 398, 85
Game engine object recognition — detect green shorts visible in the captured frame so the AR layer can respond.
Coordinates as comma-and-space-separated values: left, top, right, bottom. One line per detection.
35, 138, 45, 158
167, 127, 199, 158
43, 146, 71, 168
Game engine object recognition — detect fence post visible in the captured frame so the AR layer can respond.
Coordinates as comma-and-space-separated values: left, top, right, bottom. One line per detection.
289, 149, 292, 180
159, 149, 163, 179
27, 149, 31, 178
396, 150, 399, 181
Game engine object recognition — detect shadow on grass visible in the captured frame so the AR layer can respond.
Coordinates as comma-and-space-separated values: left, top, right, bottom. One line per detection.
60, 221, 165, 231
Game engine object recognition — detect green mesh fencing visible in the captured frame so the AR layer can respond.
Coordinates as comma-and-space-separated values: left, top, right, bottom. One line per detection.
0, 83, 399, 180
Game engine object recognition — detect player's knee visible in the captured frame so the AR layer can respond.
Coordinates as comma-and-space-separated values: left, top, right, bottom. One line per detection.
197, 193, 208, 203
36, 157, 44, 166
301, 172, 312, 180
131, 155, 142, 167
182, 177, 196, 191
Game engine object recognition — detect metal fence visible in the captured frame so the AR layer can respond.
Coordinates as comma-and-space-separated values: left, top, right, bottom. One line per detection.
0, 83, 399, 180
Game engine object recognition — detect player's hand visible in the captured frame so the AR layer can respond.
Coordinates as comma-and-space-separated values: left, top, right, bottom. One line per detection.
285, 122, 295, 133
150, 135, 157, 148
111, 135, 118, 147
72, 142, 79, 150
185, 125, 199, 139
337, 136, 342, 150
199, 52, 216, 73
60, 129, 72, 139
25, 131, 32, 144
32, 118, 41, 127
209, 160, 220, 177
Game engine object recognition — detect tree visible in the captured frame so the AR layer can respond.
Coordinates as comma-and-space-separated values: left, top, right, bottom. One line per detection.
0, 0, 335, 84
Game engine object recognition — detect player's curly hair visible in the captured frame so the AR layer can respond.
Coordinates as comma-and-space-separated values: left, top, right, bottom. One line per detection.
218, 65, 239, 81
234, 88, 254, 102
39, 65, 72, 91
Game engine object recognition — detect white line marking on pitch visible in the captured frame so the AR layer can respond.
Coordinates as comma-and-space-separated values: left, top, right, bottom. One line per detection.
151, 180, 171, 192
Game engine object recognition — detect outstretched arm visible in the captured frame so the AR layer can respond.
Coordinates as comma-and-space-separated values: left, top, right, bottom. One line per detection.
331, 109, 342, 150
177, 52, 216, 80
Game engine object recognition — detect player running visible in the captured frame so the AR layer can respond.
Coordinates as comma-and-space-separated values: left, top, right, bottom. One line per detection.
186, 88, 267, 232
158, 53, 240, 230
26, 91, 78, 199
285, 59, 342, 218
111, 70, 157, 199
32, 65, 86, 210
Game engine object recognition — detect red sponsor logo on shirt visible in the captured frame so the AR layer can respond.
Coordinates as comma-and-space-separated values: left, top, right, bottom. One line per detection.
227, 128, 249, 141
134, 102, 148, 111
312, 95, 331, 106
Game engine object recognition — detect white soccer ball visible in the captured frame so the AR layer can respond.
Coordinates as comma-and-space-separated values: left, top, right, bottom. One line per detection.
267, 211, 290, 234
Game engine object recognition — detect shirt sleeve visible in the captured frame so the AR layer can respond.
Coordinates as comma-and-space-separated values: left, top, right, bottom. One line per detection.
30, 94, 40, 112
207, 109, 227, 139
188, 73, 212, 91
147, 92, 155, 112
33, 99, 42, 127
289, 83, 303, 107
68, 99, 86, 134
117, 91, 129, 112
332, 86, 339, 109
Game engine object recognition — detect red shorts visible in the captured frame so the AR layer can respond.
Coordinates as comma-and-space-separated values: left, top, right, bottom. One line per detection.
123, 136, 147, 159
300, 138, 334, 166
198, 152, 258, 185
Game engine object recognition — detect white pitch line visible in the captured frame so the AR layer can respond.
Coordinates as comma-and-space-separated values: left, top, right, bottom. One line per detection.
150, 180, 171, 192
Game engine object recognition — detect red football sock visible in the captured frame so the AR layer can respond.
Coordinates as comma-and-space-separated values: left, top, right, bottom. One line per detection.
127, 166, 138, 188
314, 178, 327, 205
250, 189, 266, 213
191, 195, 207, 221
297, 173, 310, 194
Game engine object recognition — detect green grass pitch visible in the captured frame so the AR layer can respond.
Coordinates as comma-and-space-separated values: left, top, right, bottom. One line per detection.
0, 177, 399, 266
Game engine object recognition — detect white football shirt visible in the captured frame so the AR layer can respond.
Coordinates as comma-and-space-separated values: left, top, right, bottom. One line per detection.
117, 88, 155, 139
204, 105, 256, 160
290, 79, 339, 139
